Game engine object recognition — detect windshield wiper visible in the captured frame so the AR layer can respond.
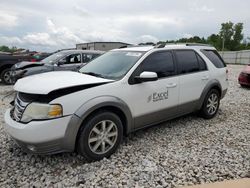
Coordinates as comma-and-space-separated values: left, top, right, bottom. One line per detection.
82, 72, 106, 78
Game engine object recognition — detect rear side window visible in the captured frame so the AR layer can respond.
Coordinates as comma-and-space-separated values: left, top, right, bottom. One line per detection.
175, 50, 200, 74
82, 53, 99, 63
140, 51, 175, 78
201, 50, 226, 68
196, 54, 207, 71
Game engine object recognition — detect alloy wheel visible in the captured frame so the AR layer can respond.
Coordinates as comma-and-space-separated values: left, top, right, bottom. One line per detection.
3, 71, 12, 84
206, 93, 219, 115
88, 120, 118, 155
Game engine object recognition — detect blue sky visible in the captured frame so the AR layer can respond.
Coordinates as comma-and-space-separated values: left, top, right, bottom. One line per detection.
0, 0, 250, 52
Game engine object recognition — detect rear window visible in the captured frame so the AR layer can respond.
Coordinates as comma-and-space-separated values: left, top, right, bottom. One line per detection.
201, 50, 226, 68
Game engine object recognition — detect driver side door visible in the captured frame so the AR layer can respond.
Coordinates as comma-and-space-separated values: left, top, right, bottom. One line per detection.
128, 51, 179, 130
55, 53, 82, 71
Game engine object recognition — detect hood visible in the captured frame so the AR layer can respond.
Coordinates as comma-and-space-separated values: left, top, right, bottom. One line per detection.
14, 61, 43, 70
14, 71, 114, 94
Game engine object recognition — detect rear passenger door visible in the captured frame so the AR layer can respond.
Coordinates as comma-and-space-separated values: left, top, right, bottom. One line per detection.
174, 50, 209, 113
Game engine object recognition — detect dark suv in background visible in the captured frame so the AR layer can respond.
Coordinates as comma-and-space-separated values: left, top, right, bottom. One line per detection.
0, 54, 48, 85
11, 50, 104, 84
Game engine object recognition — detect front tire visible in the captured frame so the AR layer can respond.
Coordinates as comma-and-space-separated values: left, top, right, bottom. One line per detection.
77, 111, 123, 161
200, 89, 220, 119
1, 68, 12, 85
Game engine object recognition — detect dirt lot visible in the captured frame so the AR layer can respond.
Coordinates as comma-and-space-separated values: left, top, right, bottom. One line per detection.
0, 65, 249, 187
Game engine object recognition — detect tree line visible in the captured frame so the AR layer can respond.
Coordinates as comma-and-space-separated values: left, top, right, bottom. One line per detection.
143, 21, 250, 51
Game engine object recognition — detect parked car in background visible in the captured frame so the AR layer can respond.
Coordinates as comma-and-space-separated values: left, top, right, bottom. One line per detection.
11, 50, 104, 83
238, 64, 250, 87
0, 54, 41, 85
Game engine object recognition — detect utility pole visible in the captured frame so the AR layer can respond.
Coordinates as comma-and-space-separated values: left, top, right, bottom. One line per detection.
222, 34, 225, 51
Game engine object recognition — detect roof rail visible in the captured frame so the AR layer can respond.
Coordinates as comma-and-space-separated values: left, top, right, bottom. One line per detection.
154, 43, 166, 48
154, 43, 213, 49
185, 43, 212, 47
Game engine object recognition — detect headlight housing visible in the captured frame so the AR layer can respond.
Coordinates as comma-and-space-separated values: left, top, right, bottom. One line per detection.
15, 70, 26, 75
21, 103, 63, 123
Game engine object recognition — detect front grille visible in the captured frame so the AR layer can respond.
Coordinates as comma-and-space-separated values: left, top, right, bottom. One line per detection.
12, 93, 29, 122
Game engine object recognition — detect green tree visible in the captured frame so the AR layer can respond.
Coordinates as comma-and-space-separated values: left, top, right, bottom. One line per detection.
219, 21, 243, 51
207, 34, 220, 49
232, 23, 243, 50
0, 45, 11, 52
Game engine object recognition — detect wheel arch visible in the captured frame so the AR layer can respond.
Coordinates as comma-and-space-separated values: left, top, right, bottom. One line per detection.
197, 79, 222, 110
0, 64, 13, 75
62, 96, 133, 151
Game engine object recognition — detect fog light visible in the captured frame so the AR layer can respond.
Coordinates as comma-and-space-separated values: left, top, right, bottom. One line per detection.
27, 145, 36, 152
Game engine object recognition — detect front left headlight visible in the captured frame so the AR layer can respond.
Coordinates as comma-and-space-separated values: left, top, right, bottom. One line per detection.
21, 103, 63, 123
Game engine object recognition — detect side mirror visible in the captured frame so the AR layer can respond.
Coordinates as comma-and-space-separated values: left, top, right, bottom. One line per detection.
135, 71, 158, 83
57, 59, 66, 66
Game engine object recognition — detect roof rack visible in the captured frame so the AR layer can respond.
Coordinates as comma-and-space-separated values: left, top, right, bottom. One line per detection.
154, 43, 212, 48
185, 43, 212, 47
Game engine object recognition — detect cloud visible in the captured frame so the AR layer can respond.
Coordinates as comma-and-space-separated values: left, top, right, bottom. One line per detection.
183, 33, 193, 38
0, 19, 84, 51
0, 36, 22, 45
0, 0, 250, 51
0, 11, 18, 28
23, 33, 56, 46
200, 6, 215, 12
189, 2, 215, 13
73, 5, 91, 17
136, 35, 159, 43
46, 18, 83, 45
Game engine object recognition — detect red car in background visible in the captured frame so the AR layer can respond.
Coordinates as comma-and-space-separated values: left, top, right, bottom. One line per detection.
238, 64, 250, 87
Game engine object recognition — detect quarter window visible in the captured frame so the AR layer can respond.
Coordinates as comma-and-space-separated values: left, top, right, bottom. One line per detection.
82, 54, 99, 63
140, 51, 175, 78
175, 50, 200, 74
201, 50, 226, 68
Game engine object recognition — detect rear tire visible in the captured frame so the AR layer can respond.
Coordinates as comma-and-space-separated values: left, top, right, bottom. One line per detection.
1, 68, 12, 85
77, 111, 123, 162
199, 89, 220, 119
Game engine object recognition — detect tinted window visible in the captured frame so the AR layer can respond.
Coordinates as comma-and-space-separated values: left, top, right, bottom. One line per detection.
197, 54, 207, 71
63, 54, 81, 64
82, 53, 100, 63
140, 51, 175, 78
201, 50, 226, 68
175, 50, 200, 74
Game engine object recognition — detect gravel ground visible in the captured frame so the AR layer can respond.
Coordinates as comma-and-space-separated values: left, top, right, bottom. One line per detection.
0, 65, 249, 188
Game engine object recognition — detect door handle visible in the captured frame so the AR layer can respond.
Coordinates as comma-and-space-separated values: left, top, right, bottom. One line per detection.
166, 83, 177, 88
201, 76, 209, 80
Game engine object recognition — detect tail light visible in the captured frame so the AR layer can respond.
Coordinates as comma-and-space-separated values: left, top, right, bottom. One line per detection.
31, 59, 37, 62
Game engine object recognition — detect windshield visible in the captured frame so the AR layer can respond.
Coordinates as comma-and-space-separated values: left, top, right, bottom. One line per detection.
41, 51, 66, 64
79, 51, 144, 80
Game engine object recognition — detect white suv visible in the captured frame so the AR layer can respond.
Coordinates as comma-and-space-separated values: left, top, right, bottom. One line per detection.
4, 44, 228, 161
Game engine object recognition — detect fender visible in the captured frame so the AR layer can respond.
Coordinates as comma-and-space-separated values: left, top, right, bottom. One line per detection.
62, 96, 133, 151
197, 79, 222, 110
